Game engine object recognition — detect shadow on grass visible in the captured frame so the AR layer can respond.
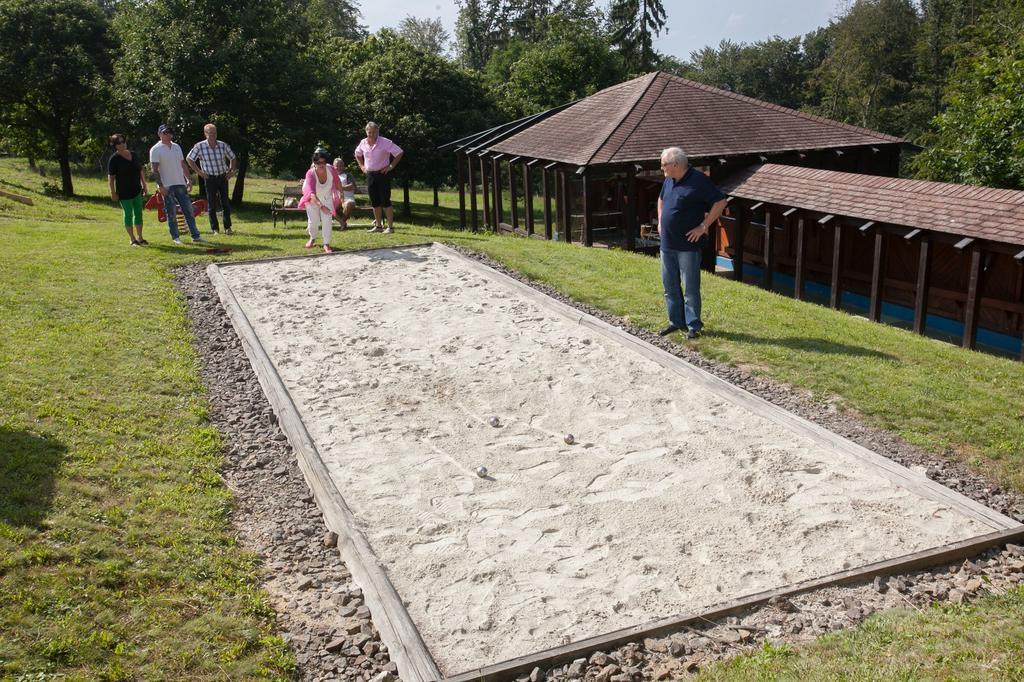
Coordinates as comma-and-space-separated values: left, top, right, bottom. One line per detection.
144, 241, 275, 255
0, 177, 45, 196
713, 330, 897, 360
0, 426, 66, 528
247, 230, 308, 241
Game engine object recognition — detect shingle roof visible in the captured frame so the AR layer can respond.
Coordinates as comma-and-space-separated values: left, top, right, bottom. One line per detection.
718, 164, 1024, 247
488, 71, 903, 165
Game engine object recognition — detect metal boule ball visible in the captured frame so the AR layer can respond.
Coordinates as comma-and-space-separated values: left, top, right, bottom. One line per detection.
564, 433, 575, 445
488, 416, 500, 427
476, 466, 488, 478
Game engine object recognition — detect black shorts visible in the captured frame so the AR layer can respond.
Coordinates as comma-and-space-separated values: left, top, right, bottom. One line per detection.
366, 171, 392, 208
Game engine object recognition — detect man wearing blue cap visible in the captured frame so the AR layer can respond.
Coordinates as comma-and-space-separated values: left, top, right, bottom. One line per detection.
150, 124, 205, 244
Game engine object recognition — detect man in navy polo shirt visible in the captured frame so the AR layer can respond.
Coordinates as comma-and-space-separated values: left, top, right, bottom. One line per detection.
657, 147, 728, 339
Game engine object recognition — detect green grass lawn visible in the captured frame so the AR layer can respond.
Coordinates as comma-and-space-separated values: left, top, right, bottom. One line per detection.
1, 157, 1022, 679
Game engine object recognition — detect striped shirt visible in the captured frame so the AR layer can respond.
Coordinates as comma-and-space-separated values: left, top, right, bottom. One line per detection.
187, 139, 236, 175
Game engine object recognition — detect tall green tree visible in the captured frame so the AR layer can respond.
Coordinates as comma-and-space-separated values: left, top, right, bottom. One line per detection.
805, 0, 923, 136
455, 0, 504, 70
0, 0, 112, 195
480, 1, 608, 107
608, 0, 667, 73
491, 13, 626, 117
916, 0, 997, 117
111, 0, 319, 202
336, 30, 495, 214
912, 0, 1024, 188
306, 0, 366, 39
681, 36, 809, 110
455, 0, 596, 70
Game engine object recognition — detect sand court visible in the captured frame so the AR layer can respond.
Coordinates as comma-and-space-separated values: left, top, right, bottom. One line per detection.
213, 244, 1016, 677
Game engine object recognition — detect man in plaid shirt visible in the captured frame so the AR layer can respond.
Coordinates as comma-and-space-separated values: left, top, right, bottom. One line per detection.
187, 123, 237, 234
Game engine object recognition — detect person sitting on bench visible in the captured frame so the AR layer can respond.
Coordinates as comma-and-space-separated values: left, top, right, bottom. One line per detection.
333, 156, 356, 230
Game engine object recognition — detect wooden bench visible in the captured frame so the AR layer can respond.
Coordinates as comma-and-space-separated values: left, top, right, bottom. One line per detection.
270, 185, 305, 228
272, 182, 388, 229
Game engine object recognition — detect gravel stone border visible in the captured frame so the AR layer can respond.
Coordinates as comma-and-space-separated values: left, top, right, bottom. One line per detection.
175, 247, 1024, 682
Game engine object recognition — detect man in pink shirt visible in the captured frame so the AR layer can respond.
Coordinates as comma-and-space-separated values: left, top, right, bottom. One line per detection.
355, 121, 404, 233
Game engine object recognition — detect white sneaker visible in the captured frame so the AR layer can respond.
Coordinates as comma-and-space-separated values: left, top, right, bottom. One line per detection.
382, 227, 394, 234
173, 238, 183, 245
193, 237, 208, 243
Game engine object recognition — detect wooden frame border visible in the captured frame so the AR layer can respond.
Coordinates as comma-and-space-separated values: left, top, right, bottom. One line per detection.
209, 244, 1021, 682
447, 525, 1024, 682
208, 253, 442, 682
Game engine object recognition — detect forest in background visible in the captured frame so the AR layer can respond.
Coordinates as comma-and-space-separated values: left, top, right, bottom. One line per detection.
1, 0, 1021, 199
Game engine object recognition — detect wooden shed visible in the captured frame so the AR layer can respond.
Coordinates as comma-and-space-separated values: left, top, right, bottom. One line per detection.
445, 72, 1023, 360
445, 70, 906, 267
717, 164, 1024, 359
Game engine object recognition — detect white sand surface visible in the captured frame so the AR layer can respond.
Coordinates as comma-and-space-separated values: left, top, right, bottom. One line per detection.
219, 245, 995, 675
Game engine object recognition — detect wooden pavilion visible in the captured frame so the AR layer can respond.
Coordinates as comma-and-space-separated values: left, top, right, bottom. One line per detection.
443, 70, 906, 268
444, 71, 1022, 360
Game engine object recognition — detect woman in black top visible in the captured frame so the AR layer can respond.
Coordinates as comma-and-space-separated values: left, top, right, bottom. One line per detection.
107, 133, 149, 246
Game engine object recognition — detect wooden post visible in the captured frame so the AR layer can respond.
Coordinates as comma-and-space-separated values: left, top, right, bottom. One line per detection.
481, 157, 492, 231
625, 166, 637, 252
794, 213, 806, 301
524, 161, 535, 236
508, 159, 519, 232
963, 247, 984, 350
733, 201, 748, 283
492, 156, 502, 231
457, 153, 466, 229
762, 207, 775, 290
1017, 250, 1024, 361
830, 220, 844, 310
701, 169, 717, 273
468, 154, 478, 232
868, 228, 886, 322
913, 235, 932, 335
542, 165, 553, 240
554, 170, 562, 239
582, 170, 593, 247
559, 170, 571, 244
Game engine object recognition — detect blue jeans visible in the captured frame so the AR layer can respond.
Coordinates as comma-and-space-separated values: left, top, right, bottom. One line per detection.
660, 248, 703, 331
164, 184, 201, 240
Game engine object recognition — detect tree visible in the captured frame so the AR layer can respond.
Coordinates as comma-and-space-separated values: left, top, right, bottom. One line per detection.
912, 0, 1024, 188
455, 0, 596, 70
455, 0, 504, 70
111, 0, 320, 202
915, 0, 998, 117
608, 0, 667, 73
398, 15, 450, 56
804, 0, 924, 137
492, 14, 626, 117
0, 0, 112, 195
336, 30, 495, 215
680, 36, 809, 110
306, 0, 366, 40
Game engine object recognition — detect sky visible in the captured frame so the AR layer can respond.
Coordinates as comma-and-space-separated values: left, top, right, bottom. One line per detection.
360, 1, 846, 61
